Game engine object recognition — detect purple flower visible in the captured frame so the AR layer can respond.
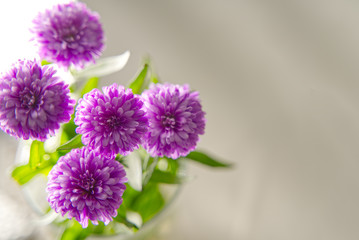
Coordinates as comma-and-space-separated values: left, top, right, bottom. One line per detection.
74, 84, 148, 157
31, 2, 104, 69
142, 83, 206, 159
0, 59, 75, 141
47, 147, 127, 228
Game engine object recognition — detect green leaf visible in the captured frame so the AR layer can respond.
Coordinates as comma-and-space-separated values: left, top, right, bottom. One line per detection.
118, 183, 165, 227
150, 71, 159, 84
128, 64, 148, 94
29, 140, 45, 169
149, 170, 182, 184
113, 214, 139, 230
90, 222, 106, 235
61, 114, 77, 144
115, 184, 142, 229
48, 151, 61, 164
161, 157, 179, 175
130, 183, 165, 223
11, 161, 53, 185
184, 151, 232, 168
41, 60, 52, 66
122, 183, 141, 208
57, 134, 84, 151
61, 221, 90, 240
80, 77, 99, 97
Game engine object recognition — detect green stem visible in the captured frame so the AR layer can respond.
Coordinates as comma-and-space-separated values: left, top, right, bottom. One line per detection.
142, 156, 158, 186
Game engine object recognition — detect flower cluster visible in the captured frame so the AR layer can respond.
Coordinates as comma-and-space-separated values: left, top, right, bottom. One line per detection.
45, 80, 205, 227
47, 148, 127, 228
3, 1, 209, 231
31, 2, 104, 69
75, 84, 148, 157
142, 83, 206, 159
73, 83, 206, 159
0, 59, 75, 141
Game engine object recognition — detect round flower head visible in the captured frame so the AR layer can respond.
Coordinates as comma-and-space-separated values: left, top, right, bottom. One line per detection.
75, 83, 148, 157
142, 83, 206, 159
31, 2, 104, 68
47, 147, 127, 228
0, 59, 75, 141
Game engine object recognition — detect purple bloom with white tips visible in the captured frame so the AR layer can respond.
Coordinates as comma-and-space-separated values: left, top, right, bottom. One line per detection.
47, 147, 127, 228
31, 2, 104, 69
142, 83, 206, 159
74, 83, 148, 157
0, 59, 75, 141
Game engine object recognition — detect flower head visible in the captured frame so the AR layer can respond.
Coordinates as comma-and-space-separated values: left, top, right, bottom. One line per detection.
142, 83, 206, 159
0, 59, 75, 141
31, 2, 104, 68
47, 147, 127, 228
75, 84, 148, 157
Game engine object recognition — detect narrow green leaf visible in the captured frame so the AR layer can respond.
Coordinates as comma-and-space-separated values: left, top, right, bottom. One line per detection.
29, 140, 45, 169
80, 77, 99, 97
11, 161, 53, 185
150, 170, 182, 184
128, 64, 148, 94
185, 151, 232, 168
57, 134, 84, 151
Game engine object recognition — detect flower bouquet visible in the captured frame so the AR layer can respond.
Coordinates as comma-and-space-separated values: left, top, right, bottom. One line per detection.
0, 2, 231, 239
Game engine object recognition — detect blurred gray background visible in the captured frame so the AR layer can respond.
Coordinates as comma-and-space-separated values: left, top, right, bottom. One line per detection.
1, 0, 359, 239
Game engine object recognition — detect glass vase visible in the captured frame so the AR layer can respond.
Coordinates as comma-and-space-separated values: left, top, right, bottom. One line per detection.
15, 140, 184, 240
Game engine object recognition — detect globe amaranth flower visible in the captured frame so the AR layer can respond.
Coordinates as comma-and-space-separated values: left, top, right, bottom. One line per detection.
142, 83, 206, 159
0, 59, 75, 141
75, 83, 148, 157
47, 147, 127, 228
31, 2, 104, 69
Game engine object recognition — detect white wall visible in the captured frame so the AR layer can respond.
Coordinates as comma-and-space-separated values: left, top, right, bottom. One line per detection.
82, 1, 359, 239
